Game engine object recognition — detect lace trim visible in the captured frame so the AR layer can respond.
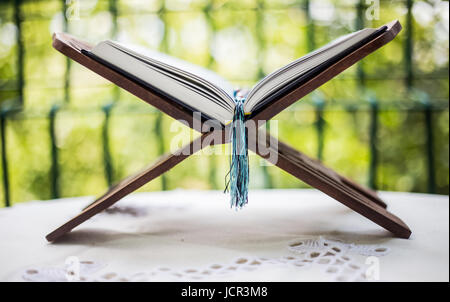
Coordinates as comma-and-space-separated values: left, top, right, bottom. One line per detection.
22, 237, 389, 282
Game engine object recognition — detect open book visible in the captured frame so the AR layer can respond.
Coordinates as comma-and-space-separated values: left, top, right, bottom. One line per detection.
83, 25, 387, 125
47, 20, 412, 241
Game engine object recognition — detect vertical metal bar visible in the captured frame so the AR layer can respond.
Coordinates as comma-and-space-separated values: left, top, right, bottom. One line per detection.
99, 0, 119, 189
304, 0, 315, 52
49, 105, 60, 199
405, 0, 413, 89
262, 120, 273, 188
255, 0, 266, 79
368, 96, 378, 190
424, 103, 436, 193
154, 111, 167, 190
356, 0, 366, 88
305, 1, 325, 162
357, 1, 378, 188
406, 0, 433, 193
255, 0, 272, 188
0, 110, 10, 207
204, 1, 219, 190
62, 0, 71, 104
109, 0, 120, 101
102, 104, 114, 187
62, 0, 68, 32
204, 1, 215, 69
13, 0, 24, 105
207, 149, 218, 190
313, 96, 325, 161
418, 93, 436, 193
155, 3, 169, 190
109, 0, 118, 38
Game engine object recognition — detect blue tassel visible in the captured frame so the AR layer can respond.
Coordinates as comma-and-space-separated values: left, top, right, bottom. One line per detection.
224, 93, 249, 209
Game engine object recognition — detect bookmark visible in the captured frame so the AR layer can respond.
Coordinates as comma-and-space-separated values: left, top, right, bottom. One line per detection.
224, 91, 249, 209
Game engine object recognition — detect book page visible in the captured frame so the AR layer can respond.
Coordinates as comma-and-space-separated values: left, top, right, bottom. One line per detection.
245, 27, 382, 113
91, 42, 235, 124
107, 41, 235, 106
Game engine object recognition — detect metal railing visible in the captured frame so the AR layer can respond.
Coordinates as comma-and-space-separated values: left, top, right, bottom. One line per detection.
0, 0, 448, 206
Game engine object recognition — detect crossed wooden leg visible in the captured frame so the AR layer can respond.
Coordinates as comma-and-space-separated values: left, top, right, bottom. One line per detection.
248, 129, 411, 239
46, 127, 411, 242
46, 130, 225, 242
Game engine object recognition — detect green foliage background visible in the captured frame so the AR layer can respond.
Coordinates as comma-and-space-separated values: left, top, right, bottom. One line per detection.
0, 0, 448, 206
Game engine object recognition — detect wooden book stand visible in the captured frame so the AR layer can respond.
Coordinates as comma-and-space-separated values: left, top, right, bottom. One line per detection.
46, 20, 411, 242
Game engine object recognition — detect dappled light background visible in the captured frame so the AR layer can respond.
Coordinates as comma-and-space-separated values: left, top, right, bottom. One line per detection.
0, 0, 448, 206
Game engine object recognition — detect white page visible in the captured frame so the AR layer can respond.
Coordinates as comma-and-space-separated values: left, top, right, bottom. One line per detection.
244, 28, 378, 112
107, 41, 235, 109
89, 26, 382, 123
91, 42, 234, 123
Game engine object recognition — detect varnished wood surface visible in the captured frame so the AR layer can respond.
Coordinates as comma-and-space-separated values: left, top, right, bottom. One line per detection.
46, 131, 224, 242
248, 129, 411, 239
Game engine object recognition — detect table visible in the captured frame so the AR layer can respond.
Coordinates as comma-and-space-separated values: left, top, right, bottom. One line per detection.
0, 189, 448, 282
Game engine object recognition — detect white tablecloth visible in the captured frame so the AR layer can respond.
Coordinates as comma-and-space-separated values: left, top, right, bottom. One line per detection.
0, 189, 448, 282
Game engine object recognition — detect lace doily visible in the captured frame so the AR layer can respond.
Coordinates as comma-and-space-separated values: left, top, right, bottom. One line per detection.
22, 237, 389, 282
287, 236, 390, 281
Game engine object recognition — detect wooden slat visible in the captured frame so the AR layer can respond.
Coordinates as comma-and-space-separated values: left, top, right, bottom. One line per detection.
248, 129, 411, 239
46, 131, 223, 242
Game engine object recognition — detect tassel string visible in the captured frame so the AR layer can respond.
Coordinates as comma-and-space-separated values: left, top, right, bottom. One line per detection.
224, 92, 249, 209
